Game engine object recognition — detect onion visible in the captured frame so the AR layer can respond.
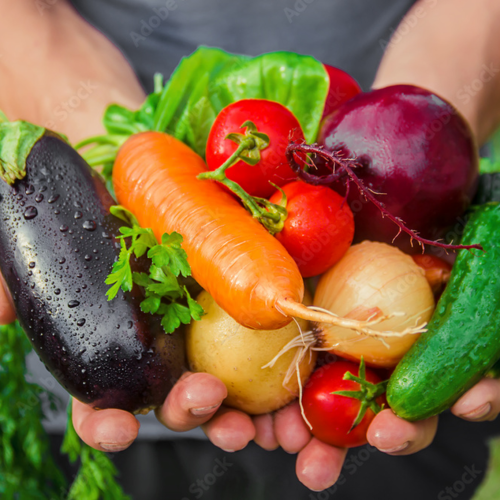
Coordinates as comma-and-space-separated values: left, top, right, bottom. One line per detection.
313, 241, 435, 368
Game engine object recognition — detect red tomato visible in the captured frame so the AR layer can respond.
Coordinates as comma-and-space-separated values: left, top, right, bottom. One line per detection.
206, 99, 304, 198
302, 360, 386, 448
322, 64, 362, 119
269, 181, 354, 277
412, 254, 452, 297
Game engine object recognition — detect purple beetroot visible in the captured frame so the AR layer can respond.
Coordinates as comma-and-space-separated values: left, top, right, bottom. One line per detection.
316, 85, 479, 252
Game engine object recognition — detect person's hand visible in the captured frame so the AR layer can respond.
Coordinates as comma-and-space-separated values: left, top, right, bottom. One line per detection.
0, 0, 145, 144
201, 378, 500, 492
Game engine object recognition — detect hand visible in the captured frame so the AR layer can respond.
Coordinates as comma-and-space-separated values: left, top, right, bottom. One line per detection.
73, 372, 228, 452
201, 377, 500, 492
0, 0, 145, 144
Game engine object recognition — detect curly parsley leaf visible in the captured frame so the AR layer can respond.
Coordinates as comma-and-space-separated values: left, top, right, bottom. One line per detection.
148, 232, 191, 277
106, 206, 204, 333
105, 240, 133, 300
185, 286, 205, 321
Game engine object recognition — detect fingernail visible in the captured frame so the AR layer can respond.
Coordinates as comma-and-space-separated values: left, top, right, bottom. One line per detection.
221, 448, 236, 453
379, 441, 409, 454
460, 402, 491, 421
190, 402, 222, 417
100, 440, 134, 452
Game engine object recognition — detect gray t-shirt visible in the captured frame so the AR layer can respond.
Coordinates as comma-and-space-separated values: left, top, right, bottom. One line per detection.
33, 0, 417, 438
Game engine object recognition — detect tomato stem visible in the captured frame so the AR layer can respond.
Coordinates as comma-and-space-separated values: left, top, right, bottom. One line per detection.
331, 357, 388, 432
199, 121, 287, 235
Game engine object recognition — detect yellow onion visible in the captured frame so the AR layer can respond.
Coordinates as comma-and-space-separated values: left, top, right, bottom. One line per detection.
313, 241, 435, 368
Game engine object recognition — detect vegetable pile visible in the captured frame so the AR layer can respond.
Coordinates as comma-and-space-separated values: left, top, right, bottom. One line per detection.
2, 46, 500, 492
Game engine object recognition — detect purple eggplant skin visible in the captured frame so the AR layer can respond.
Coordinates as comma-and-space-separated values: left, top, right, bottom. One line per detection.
0, 133, 186, 414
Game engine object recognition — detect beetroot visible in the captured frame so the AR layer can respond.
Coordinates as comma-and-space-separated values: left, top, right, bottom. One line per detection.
317, 85, 479, 252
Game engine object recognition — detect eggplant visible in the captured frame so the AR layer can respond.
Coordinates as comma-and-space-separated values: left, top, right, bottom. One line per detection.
0, 129, 186, 413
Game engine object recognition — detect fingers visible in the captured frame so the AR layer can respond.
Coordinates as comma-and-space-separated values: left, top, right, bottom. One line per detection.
72, 398, 139, 452
202, 406, 256, 452
155, 372, 227, 432
367, 408, 438, 455
0, 273, 16, 325
253, 413, 279, 451
274, 401, 311, 453
296, 438, 347, 491
452, 378, 500, 421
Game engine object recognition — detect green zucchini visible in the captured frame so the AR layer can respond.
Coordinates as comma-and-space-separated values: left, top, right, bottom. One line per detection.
387, 203, 500, 421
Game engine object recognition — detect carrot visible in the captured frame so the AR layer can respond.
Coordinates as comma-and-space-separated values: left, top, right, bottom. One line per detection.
113, 131, 421, 335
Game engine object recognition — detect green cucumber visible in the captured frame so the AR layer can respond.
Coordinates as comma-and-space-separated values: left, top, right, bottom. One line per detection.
387, 203, 500, 421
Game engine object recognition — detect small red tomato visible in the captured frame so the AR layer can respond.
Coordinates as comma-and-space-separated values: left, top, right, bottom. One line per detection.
322, 64, 362, 120
206, 99, 304, 198
269, 181, 354, 277
302, 360, 387, 448
412, 254, 453, 297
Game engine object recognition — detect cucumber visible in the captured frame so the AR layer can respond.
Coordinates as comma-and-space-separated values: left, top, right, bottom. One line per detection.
387, 203, 500, 421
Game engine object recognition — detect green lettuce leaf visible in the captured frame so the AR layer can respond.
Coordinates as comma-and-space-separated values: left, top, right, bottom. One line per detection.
209, 51, 329, 143
153, 46, 249, 156
80, 46, 329, 168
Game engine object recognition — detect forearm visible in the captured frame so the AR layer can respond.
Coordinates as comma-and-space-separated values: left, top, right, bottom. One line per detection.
0, 0, 145, 142
373, 0, 500, 145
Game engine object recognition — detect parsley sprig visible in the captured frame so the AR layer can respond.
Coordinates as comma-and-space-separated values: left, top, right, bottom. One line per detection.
105, 206, 204, 333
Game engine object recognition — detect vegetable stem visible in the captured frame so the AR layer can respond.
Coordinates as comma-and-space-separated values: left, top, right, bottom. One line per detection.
198, 122, 287, 234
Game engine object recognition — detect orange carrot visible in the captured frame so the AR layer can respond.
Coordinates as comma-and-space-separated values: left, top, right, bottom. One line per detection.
113, 131, 420, 336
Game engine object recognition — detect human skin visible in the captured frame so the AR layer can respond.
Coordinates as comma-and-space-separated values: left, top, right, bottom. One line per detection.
1, 0, 500, 493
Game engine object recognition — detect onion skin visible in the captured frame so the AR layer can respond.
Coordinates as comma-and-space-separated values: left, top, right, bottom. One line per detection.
313, 241, 435, 368
318, 85, 479, 253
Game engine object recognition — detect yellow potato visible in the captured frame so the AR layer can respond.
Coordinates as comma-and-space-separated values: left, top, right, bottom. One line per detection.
186, 290, 316, 415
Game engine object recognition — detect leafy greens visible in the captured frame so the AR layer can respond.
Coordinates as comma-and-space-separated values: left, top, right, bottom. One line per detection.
78, 46, 329, 174
106, 206, 204, 334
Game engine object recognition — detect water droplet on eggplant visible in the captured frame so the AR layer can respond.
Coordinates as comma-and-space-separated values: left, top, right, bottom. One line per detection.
24, 206, 38, 220
83, 220, 97, 231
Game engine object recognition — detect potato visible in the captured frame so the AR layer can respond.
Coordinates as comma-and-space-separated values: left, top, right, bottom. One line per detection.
186, 290, 317, 415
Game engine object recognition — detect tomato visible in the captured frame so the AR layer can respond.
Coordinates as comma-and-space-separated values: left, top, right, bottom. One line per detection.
322, 64, 362, 120
269, 181, 354, 277
412, 254, 452, 297
206, 99, 304, 198
302, 359, 387, 448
